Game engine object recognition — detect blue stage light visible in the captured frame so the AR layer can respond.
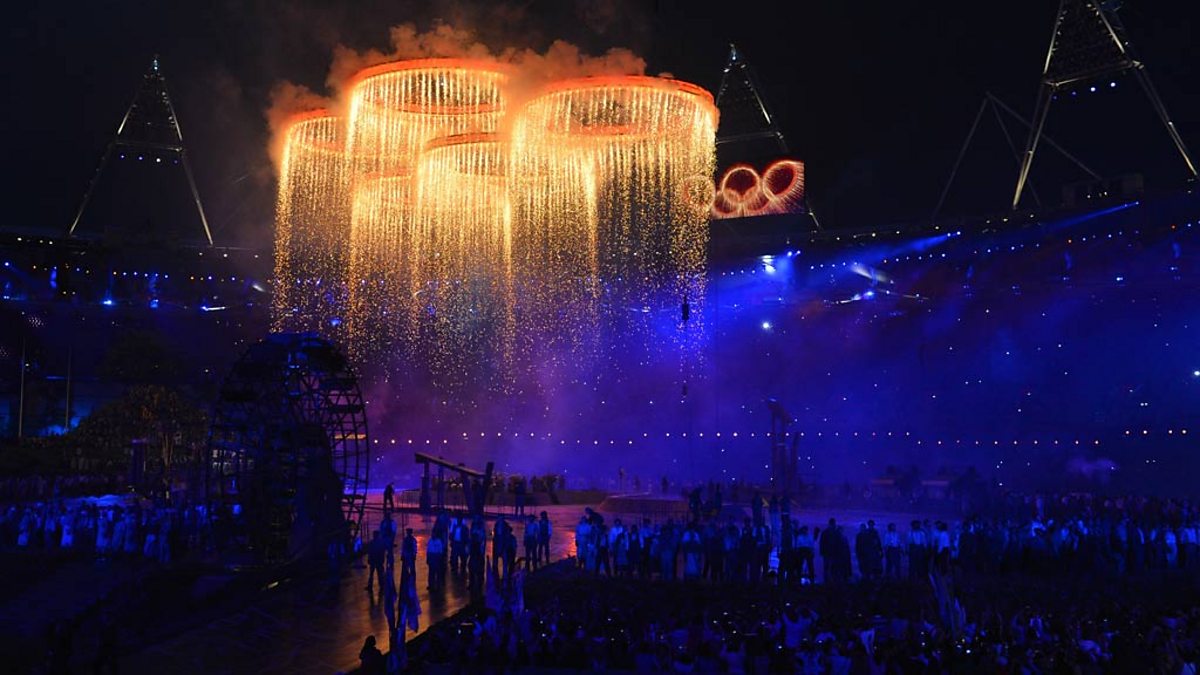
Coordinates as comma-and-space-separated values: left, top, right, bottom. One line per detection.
761, 321, 772, 331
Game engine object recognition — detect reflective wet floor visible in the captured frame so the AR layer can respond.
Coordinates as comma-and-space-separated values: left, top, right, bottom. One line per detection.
123, 503, 585, 674
123, 501, 925, 673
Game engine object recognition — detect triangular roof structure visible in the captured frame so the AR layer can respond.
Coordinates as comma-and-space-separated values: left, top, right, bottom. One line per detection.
1012, 1, 1196, 209
1042, 0, 1136, 87
715, 44, 788, 164
68, 56, 214, 246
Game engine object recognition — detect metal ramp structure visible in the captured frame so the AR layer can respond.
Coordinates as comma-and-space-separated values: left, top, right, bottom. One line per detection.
414, 452, 494, 517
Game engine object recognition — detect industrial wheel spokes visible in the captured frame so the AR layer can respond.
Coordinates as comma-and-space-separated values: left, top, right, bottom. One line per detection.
207, 333, 369, 565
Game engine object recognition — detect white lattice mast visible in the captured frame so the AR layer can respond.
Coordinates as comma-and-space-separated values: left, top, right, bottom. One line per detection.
1012, 0, 1197, 209
68, 56, 214, 245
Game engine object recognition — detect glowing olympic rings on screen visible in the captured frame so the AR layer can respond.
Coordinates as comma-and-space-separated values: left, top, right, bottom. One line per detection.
703, 159, 806, 219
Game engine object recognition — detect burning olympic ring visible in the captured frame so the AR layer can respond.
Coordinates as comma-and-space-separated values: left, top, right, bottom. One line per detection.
695, 160, 806, 219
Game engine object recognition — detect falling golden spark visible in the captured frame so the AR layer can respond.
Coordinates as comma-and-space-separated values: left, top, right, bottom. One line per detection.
344, 60, 509, 369
511, 76, 717, 374
274, 62, 718, 397
273, 111, 350, 336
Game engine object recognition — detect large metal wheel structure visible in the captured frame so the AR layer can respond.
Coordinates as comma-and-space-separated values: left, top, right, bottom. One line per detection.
207, 333, 369, 565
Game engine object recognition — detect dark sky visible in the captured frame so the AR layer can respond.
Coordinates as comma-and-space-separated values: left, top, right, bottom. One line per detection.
6, 1, 1199, 244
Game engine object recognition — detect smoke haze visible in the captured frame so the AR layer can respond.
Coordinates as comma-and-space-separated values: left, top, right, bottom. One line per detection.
267, 19, 649, 171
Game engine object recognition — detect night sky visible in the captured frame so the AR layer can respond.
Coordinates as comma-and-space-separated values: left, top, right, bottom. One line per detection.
6, 1, 1200, 244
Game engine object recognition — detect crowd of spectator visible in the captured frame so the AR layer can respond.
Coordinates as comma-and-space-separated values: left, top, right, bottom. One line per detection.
568, 490, 1200, 587
0, 497, 210, 563
0, 473, 122, 503
407, 565, 1200, 672
385, 491, 1200, 673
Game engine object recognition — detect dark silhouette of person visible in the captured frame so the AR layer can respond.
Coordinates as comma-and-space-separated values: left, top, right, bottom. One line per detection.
856, 522, 883, 579
819, 518, 842, 583
537, 511, 552, 565
450, 515, 468, 575
366, 529, 386, 592
380, 512, 397, 567
468, 516, 486, 596
514, 478, 526, 517
524, 515, 539, 570
884, 522, 902, 578
426, 528, 446, 590
739, 518, 757, 583
359, 635, 384, 674
383, 483, 395, 513
400, 528, 417, 582
494, 516, 512, 580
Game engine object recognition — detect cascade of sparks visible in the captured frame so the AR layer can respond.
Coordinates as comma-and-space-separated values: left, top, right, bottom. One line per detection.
273, 111, 350, 335
415, 133, 513, 389
347, 173, 416, 367
511, 76, 717, 374
274, 62, 717, 396
345, 59, 509, 369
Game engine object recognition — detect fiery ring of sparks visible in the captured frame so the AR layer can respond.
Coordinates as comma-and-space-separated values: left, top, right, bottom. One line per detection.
678, 174, 716, 211
280, 62, 718, 392
347, 58, 514, 112
709, 159, 805, 218
281, 110, 345, 155
524, 75, 718, 139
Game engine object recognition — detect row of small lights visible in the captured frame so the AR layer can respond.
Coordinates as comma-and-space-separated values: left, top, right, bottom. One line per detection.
802, 202, 1145, 247
742, 217, 1191, 277
879, 222, 1192, 268
806, 198, 1153, 246
11, 218, 1187, 286
369, 429, 1189, 446
1, 260, 250, 284
9, 236, 259, 259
